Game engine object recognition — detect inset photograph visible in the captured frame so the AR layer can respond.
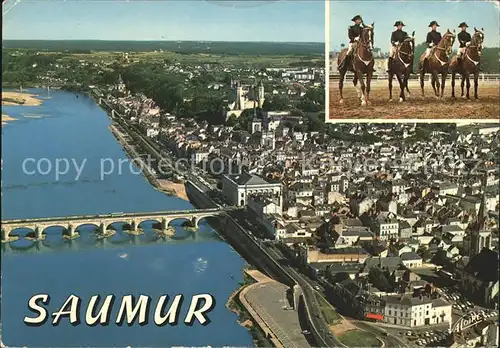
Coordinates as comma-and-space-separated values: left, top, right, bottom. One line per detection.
328, 0, 500, 120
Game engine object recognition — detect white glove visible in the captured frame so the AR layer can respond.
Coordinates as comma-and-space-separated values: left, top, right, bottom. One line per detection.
466, 42, 471, 46
394, 41, 400, 45
354, 37, 360, 41
429, 43, 434, 47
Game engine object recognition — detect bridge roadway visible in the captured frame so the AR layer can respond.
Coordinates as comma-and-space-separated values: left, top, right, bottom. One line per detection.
0, 207, 237, 241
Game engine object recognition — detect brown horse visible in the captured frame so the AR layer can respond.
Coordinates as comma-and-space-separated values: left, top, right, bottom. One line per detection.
338, 23, 375, 106
450, 28, 485, 100
388, 31, 415, 102
418, 29, 456, 99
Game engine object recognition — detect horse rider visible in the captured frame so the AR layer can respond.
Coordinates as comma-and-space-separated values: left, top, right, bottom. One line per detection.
388, 21, 414, 73
456, 22, 471, 61
421, 21, 442, 67
338, 15, 364, 70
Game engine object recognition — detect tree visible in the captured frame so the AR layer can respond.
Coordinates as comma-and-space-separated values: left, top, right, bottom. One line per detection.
481, 47, 500, 74
262, 94, 290, 111
414, 41, 427, 72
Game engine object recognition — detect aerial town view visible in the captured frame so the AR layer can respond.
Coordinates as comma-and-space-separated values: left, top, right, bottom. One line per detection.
1, 1, 499, 348
328, 0, 500, 120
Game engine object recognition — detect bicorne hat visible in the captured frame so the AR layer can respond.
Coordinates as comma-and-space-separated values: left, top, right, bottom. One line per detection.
394, 21, 405, 27
428, 21, 440, 27
458, 22, 468, 28
351, 15, 363, 22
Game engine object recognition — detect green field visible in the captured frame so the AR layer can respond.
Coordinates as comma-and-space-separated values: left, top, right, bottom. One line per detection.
3, 39, 324, 55
338, 330, 382, 347
316, 293, 341, 325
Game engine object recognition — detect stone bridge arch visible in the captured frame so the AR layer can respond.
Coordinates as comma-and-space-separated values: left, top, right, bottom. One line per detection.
191, 212, 225, 229
41, 224, 74, 238
167, 217, 194, 228
74, 222, 101, 235
137, 218, 163, 231
4, 226, 38, 241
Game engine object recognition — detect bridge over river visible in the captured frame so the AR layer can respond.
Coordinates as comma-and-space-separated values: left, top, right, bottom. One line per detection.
1, 207, 238, 242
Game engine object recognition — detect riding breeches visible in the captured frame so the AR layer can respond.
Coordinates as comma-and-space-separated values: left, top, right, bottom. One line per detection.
390, 45, 397, 58
424, 48, 432, 59
457, 47, 466, 58
347, 42, 357, 55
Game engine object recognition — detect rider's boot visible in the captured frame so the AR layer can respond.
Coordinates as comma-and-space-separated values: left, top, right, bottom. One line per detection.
386, 57, 393, 73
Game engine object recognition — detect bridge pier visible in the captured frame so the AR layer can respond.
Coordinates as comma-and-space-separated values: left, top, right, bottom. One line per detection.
130, 220, 138, 232
191, 217, 198, 228
65, 224, 80, 240
1, 228, 8, 242
99, 223, 106, 235
161, 218, 168, 231
35, 226, 43, 240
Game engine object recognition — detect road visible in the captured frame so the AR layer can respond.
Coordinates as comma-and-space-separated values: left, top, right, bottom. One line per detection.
353, 320, 408, 348
264, 245, 344, 347
266, 244, 411, 348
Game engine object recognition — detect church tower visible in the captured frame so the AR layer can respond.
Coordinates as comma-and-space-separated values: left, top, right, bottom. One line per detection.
258, 81, 264, 108
117, 74, 126, 92
470, 188, 492, 257
235, 80, 243, 110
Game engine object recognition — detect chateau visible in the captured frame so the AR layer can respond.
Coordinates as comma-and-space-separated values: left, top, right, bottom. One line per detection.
225, 80, 265, 119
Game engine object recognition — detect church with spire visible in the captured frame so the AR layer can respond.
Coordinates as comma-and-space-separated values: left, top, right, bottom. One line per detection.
456, 173, 499, 309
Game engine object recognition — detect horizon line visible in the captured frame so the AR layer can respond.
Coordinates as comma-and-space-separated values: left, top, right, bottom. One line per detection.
3, 39, 325, 44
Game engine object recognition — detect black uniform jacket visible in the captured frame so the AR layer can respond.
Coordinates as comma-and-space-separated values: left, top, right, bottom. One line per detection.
426, 30, 442, 47
348, 24, 363, 43
457, 31, 471, 48
391, 30, 408, 45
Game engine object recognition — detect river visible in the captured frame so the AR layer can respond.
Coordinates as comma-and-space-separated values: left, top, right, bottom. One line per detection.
1, 89, 253, 347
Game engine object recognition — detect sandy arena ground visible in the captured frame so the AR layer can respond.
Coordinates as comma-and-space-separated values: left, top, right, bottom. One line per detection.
329, 79, 499, 120
2, 91, 42, 106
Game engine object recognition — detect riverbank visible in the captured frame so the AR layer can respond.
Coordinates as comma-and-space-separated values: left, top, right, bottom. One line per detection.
107, 124, 188, 202
226, 269, 276, 347
2, 114, 17, 126
2, 91, 42, 106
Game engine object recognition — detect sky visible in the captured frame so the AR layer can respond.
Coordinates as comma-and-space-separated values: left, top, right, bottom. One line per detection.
329, 0, 500, 51
2, 0, 325, 42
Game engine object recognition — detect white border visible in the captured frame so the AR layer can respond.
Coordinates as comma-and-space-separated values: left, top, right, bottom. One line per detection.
324, 0, 500, 124
325, 0, 330, 120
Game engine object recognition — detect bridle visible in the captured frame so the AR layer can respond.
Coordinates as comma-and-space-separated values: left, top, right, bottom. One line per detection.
397, 37, 414, 63
436, 31, 456, 56
464, 31, 484, 66
358, 26, 374, 52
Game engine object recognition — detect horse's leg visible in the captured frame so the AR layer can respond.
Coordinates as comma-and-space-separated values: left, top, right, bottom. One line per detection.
430, 73, 437, 98
405, 72, 411, 99
440, 72, 447, 99
420, 69, 425, 97
434, 72, 441, 99
396, 73, 405, 102
353, 75, 361, 99
465, 73, 471, 101
339, 69, 345, 104
388, 72, 394, 102
473, 71, 479, 100
460, 75, 465, 98
451, 72, 456, 98
356, 71, 367, 106
365, 71, 372, 105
